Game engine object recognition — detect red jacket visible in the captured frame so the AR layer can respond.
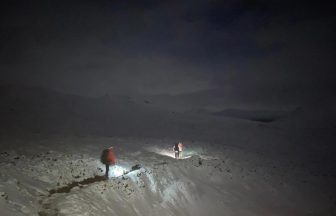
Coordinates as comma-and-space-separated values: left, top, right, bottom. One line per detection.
101, 148, 116, 165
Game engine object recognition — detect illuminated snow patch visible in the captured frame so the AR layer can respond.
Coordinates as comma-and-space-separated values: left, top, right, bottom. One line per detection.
110, 165, 127, 177
145, 146, 197, 159
145, 146, 175, 158
157, 149, 176, 158
127, 169, 142, 181
98, 164, 127, 178
182, 155, 192, 159
98, 159, 131, 178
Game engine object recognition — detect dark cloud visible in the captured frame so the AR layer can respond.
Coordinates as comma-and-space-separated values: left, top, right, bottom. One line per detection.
0, 0, 335, 107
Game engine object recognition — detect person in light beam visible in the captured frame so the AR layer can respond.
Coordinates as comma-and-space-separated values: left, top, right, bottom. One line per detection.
178, 142, 184, 158
173, 142, 184, 159
173, 143, 179, 159
101, 147, 116, 178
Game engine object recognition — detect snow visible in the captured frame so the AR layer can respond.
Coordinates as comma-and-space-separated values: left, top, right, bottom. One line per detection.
0, 86, 335, 215
0, 133, 335, 216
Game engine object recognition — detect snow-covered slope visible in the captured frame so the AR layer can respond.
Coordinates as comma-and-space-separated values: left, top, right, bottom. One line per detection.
0, 136, 335, 216
0, 85, 335, 215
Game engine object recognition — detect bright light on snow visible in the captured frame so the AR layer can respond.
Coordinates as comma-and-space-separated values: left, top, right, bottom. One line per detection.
110, 165, 127, 177
145, 146, 195, 159
156, 149, 176, 158
98, 162, 134, 178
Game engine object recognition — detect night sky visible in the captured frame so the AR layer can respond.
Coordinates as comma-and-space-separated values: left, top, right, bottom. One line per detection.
1, 0, 335, 108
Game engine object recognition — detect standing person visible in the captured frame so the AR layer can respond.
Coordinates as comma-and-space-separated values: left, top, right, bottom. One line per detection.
101, 147, 116, 178
173, 143, 180, 159
178, 142, 183, 159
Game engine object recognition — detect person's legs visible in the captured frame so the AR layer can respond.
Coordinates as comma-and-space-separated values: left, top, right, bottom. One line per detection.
105, 164, 109, 178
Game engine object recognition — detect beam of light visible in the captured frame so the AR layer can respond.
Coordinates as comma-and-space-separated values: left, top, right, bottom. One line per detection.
145, 146, 196, 159
145, 146, 176, 158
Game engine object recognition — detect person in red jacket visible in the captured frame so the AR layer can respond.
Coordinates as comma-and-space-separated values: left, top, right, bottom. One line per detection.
178, 142, 183, 158
101, 147, 116, 178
